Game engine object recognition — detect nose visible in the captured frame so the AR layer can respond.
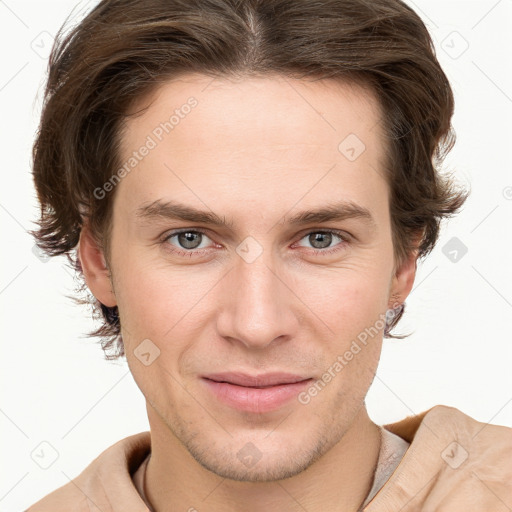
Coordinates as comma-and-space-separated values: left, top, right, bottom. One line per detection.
215, 247, 300, 350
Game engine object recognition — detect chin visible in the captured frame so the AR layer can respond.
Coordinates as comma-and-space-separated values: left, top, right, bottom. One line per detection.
182, 429, 334, 483
193, 450, 316, 482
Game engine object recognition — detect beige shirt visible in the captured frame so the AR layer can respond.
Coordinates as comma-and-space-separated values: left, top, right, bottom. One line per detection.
26, 405, 512, 511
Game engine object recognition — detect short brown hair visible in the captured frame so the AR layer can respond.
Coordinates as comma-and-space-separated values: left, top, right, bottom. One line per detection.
30, 0, 469, 359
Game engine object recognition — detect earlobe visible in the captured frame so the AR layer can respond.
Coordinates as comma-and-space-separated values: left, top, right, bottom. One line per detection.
78, 225, 117, 308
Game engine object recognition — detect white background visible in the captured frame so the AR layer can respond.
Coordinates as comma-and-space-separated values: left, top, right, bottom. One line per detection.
1, 0, 511, 510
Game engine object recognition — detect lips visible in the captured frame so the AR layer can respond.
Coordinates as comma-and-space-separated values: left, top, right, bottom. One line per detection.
201, 372, 313, 413
203, 372, 310, 387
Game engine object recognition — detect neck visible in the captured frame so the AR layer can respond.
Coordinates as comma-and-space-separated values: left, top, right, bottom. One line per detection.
143, 405, 381, 512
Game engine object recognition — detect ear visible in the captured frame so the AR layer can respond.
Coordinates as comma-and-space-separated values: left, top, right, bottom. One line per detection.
78, 224, 117, 308
388, 233, 422, 309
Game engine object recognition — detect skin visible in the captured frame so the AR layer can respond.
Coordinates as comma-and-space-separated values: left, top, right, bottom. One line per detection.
79, 73, 418, 511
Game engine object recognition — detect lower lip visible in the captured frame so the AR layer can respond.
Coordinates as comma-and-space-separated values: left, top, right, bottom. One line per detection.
202, 378, 313, 413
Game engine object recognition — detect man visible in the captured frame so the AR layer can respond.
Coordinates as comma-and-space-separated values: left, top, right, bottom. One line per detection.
27, 0, 511, 510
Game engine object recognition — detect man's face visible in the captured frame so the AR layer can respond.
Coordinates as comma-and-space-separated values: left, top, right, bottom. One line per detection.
101, 74, 409, 481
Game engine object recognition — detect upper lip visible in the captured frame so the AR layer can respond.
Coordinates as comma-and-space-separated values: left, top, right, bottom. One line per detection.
203, 372, 311, 388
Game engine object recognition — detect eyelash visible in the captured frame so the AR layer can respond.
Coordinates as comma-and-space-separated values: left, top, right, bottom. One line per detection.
160, 228, 350, 258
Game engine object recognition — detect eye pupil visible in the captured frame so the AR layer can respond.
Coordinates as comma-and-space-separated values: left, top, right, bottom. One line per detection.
309, 232, 332, 249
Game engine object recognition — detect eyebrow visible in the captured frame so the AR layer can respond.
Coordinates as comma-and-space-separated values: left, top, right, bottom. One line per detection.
135, 199, 376, 230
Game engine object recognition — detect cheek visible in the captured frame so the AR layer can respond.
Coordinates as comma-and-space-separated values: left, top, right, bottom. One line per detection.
113, 252, 214, 338
297, 266, 391, 339
312, 281, 385, 406
115, 262, 196, 408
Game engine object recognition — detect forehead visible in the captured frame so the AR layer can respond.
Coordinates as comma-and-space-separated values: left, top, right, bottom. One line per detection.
122, 72, 384, 151
115, 73, 389, 224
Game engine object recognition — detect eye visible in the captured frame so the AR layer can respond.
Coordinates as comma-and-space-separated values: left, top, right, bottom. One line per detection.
295, 230, 349, 254
161, 229, 214, 255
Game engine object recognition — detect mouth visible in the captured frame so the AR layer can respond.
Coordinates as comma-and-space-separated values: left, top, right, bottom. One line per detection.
204, 372, 310, 387
201, 372, 313, 413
